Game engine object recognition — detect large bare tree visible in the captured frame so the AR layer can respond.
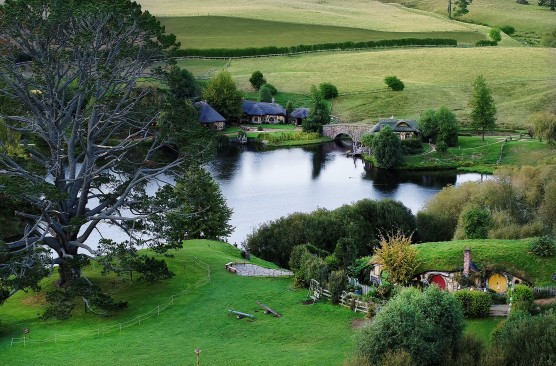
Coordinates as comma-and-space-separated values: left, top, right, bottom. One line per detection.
0, 0, 209, 310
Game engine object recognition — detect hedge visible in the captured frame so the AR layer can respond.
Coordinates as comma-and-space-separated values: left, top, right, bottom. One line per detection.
454, 289, 492, 318
173, 38, 458, 58
475, 40, 498, 47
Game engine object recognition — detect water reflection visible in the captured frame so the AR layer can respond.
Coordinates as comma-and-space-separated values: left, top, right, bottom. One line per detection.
206, 141, 488, 246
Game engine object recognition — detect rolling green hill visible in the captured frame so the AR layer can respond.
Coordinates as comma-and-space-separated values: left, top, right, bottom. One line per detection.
0, 240, 359, 366
416, 239, 556, 286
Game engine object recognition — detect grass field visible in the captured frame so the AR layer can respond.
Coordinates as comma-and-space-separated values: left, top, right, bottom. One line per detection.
140, 0, 477, 32
381, 0, 556, 41
178, 47, 556, 129
160, 16, 486, 49
415, 239, 556, 286
0, 241, 360, 366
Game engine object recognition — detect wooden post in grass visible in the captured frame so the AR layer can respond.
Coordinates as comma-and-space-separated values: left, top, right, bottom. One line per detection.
195, 348, 201, 366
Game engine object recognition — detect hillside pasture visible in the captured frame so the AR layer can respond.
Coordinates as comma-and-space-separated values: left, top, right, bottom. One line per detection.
380, 0, 556, 41
139, 0, 476, 32
0, 241, 359, 366
160, 16, 486, 49
178, 47, 556, 128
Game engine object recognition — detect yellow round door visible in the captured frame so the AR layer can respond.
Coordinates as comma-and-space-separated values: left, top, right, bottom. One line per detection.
488, 273, 508, 293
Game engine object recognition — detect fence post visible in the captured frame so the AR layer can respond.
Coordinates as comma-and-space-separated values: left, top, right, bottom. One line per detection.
23, 336, 26, 347
157, 305, 160, 316
119, 323, 122, 332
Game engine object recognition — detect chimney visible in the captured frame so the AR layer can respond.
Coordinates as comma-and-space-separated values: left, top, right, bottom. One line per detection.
271, 97, 275, 104
463, 248, 471, 277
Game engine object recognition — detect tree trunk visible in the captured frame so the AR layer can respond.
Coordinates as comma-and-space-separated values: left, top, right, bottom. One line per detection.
56, 246, 80, 287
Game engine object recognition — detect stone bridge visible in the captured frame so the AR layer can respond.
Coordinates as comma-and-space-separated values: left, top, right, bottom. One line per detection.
322, 124, 373, 143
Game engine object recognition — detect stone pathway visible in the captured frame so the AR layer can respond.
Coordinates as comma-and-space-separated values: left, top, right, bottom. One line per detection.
233, 263, 293, 277
490, 304, 509, 316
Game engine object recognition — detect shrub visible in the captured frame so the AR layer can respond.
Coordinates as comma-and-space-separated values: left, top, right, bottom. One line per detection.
510, 284, 534, 312
415, 212, 453, 242
401, 137, 423, 155
476, 40, 498, 46
461, 206, 492, 239
384, 75, 405, 91
491, 310, 556, 365
354, 286, 464, 366
373, 230, 420, 286
499, 25, 516, 35
261, 83, 277, 95
436, 140, 448, 153
258, 84, 273, 102
319, 82, 339, 99
455, 289, 492, 318
327, 269, 347, 304
530, 235, 556, 257
249, 70, 266, 90
489, 28, 502, 42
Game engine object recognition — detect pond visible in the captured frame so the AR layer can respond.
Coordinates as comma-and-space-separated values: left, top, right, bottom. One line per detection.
206, 141, 488, 246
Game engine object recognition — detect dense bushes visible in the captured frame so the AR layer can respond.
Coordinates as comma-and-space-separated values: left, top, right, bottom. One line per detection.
530, 235, 556, 257
476, 40, 498, 46
247, 199, 416, 267
319, 82, 338, 99
401, 137, 423, 155
454, 289, 493, 317
384, 76, 405, 91
490, 311, 556, 366
510, 284, 534, 312
173, 38, 458, 58
354, 286, 464, 366
416, 165, 556, 241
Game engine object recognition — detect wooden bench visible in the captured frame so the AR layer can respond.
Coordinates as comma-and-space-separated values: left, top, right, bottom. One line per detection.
228, 310, 255, 319
256, 301, 281, 317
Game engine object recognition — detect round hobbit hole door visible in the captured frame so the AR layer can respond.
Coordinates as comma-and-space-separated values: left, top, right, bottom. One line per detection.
430, 275, 446, 290
488, 273, 508, 293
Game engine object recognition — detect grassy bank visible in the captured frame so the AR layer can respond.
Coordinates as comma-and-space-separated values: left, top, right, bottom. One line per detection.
402, 136, 556, 173
416, 239, 556, 286
0, 240, 359, 366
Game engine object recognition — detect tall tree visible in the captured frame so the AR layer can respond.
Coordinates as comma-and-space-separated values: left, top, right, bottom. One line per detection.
249, 70, 266, 91
448, 0, 473, 18
469, 75, 497, 141
0, 0, 212, 311
372, 125, 402, 169
204, 70, 243, 121
302, 85, 330, 133
150, 166, 234, 243
165, 65, 201, 100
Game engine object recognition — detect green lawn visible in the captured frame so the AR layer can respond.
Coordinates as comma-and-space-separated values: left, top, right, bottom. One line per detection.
464, 318, 503, 344
0, 240, 359, 366
402, 136, 556, 172
415, 239, 556, 286
160, 16, 486, 49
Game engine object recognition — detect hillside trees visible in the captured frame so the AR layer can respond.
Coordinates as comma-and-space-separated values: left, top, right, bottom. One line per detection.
419, 107, 459, 146
248, 199, 416, 268
470, 75, 497, 141
204, 70, 243, 121
302, 85, 331, 133
0, 0, 217, 313
531, 111, 556, 144
249, 70, 266, 90
372, 125, 402, 169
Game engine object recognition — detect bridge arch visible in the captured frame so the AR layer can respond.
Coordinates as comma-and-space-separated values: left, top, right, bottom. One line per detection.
322, 124, 373, 144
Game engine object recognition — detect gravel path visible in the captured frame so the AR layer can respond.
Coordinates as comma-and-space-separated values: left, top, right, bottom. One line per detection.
233, 263, 293, 277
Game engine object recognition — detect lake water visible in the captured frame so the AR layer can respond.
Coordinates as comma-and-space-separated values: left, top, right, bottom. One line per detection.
206, 141, 487, 246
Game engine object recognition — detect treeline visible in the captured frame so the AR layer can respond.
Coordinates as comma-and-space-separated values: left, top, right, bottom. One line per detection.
246, 199, 416, 268
417, 165, 556, 242
173, 38, 458, 58
247, 165, 556, 268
